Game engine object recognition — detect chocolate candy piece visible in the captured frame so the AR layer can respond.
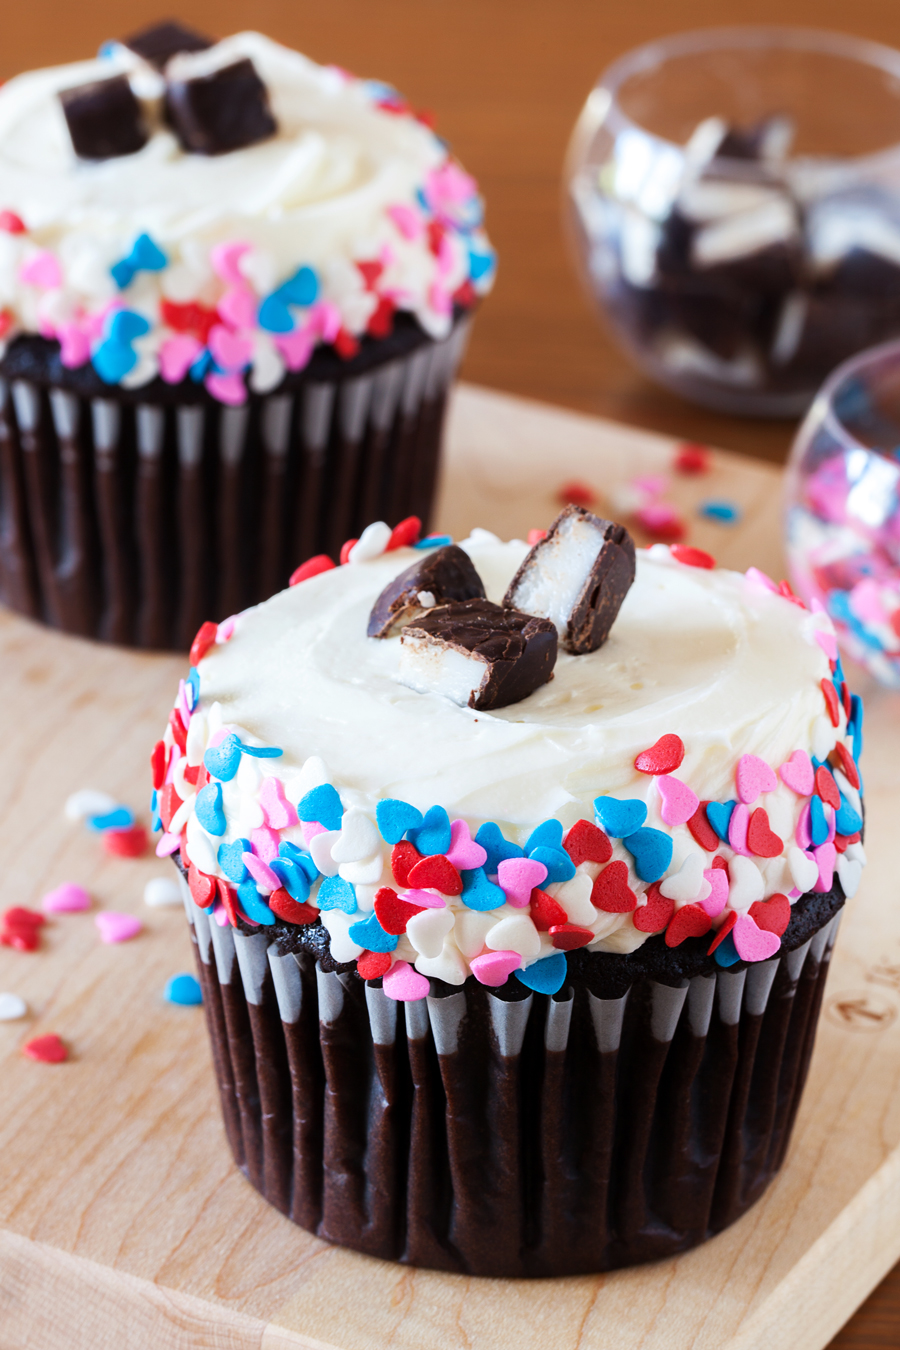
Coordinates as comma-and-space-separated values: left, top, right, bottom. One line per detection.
367, 544, 485, 638
504, 505, 635, 655
121, 20, 214, 69
58, 75, 148, 160
165, 58, 277, 155
398, 599, 557, 711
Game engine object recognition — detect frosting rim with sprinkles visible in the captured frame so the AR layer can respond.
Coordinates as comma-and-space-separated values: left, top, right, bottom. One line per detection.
155, 526, 865, 991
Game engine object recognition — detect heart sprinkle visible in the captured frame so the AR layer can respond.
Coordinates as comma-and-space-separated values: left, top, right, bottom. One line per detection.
42, 883, 90, 914
95, 911, 143, 943
634, 733, 685, 775
22, 1033, 68, 1063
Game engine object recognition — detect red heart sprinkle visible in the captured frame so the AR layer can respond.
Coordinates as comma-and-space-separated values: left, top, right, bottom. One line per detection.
814, 765, 840, 810
550, 923, 594, 950
0, 210, 26, 235
708, 910, 738, 953
1, 929, 40, 951
22, 1033, 68, 1064
374, 886, 427, 935
711, 854, 729, 873
841, 681, 852, 720
216, 879, 239, 927
665, 903, 711, 947
103, 825, 148, 858
834, 834, 849, 854
339, 538, 358, 565
671, 544, 715, 569
159, 783, 183, 833
188, 864, 216, 908
748, 893, 791, 936
634, 733, 685, 775
268, 888, 317, 925
189, 620, 218, 667
821, 679, 840, 727
387, 516, 421, 550
527, 528, 548, 545
832, 742, 859, 790
180, 830, 192, 871
530, 887, 568, 931
391, 841, 423, 889
674, 442, 710, 474
687, 801, 719, 852
591, 860, 637, 913
564, 819, 612, 866
150, 739, 168, 790
746, 807, 783, 859
557, 480, 594, 507
168, 707, 187, 753
408, 854, 463, 896
289, 554, 336, 586
183, 763, 200, 786
3, 907, 44, 929
357, 950, 393, 980
633, 883, 674, 933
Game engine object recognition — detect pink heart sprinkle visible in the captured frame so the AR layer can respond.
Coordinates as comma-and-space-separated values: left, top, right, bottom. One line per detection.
42, 883, 90, 914
814, 629, 838, 661
780, 749, 814, 797
155, 832, 181, 857
732, 914, 781, 963
387, 203, 423, 240
300, 820, 326, 844
471, 950, 523, 986
497, 856, 548, 908
744, 566, 778, 595
700, 868, 728, 918
310, 300, 341, 342
260, 777, 298, 831
849, 579, 886, 626
20, 250, 62, 289
217, 616, 237, 642
95, 911, 142, 944
205, 371, 247, 406
402, 888, 447, 910
636, 502, 680, 531
217, 285, 258, 330
159, 334, 202, 384
826, 803, 836, 843
656, 774, 699, 827
795, 805, 812, 851
207, 325, 252, 373
58, 322, 92, 369
813, 842, 836, 893
728, 803, 750, 856
243, 852, 280, 892
212, 900, 229, 927
446, 819, 487, 871
250, 825, 280, 865
275, 327, 316, 371
210, 240, 251, 285
382, 959, 430, 1002
736, 754, 777, 804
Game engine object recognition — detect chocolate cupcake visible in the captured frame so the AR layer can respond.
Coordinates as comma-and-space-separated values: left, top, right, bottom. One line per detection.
0, 25, 494, 647
154, 518, 865, 1276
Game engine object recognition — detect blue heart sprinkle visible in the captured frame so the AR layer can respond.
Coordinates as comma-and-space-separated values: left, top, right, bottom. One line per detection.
297, 784, 343, 831
151, 809, 162, 833
237, 741, 282, 759
258, 293, 294, 333
623, 827, 673, 883
415, 186, 430, 213
835, 794, 862, 836
699, 499, 740, 524
270, 856, 312, 902
349, 909, 398, 953
278, 265, 319, 307
811, 756, 825, 771
460, 866, 506, 912
475, 822, 523, 875
408, 804, 452, 856
150, 789, 158, 812
412, 535, 452, 550
93, 337, 137, 384
195, 782, 226, 836
809, 794, 829, 847
593, 796, 647, 838
279, 841, 320, 882
468, 250, 495, 282
237, 879, 275, 925
529, 844, 575, 884
705, 800, 736, 842
316, 875, 357, 914
525, 819, 563, 853
204, 733, 242, 782
714, 933, 742, 968
834, 654, 845, 686
190, 349, 212, 381
849, 694, 864, 762
164, 972, 203, 1005
87, 805, 134, 832
186, 666, 201, 709
217, 838, 251, 883
515, 952, 567, 996
108, 309, 150, 344
128, 232, 167, 272
376, 798, 424, 845
110, 259, 136, 290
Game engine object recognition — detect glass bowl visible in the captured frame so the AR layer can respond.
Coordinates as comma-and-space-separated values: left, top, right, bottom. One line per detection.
565, 26, 900, 417
785, 338, 900, 685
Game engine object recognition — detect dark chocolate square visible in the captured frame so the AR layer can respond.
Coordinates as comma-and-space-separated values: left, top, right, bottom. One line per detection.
58, 75, 148, 161
165, 58, 277, 155
122, 20, 214, 69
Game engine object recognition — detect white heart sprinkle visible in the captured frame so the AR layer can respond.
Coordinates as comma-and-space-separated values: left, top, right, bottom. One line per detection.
168, 792, 196, 837
309, 830, 341, 876
660, 853, 711, 903
846, 841, 866, 866
406, 907, 455, 959
287, 756, 331, 803
64, 789, 118, 823
354, 884, 379, 912
185, 817, 218, 874
485, 914, 542, 959
320, 909, 364, 963
552, 872, 596, 925
788, 845, 819, 894
836, 856, 863, 899
455, 908, 497, 958
331, 808, 381, 863
348, 521, 392, 564
185, 710, 207, 767
0, 992, 27, 1021
339, 854, 384, 885
414, 942, 468, 985
812, 715, 835, 762
728, 855, 765, 911
143, 877, 182, 908
236, 756, 262, 793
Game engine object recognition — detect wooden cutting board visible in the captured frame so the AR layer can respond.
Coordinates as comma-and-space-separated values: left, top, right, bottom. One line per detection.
0, 383, 898, 1350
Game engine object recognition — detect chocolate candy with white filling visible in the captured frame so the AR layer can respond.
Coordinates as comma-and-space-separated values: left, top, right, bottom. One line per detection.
504, 504, 635, 654
121, 20, 214, 68
367, 544, 485, 638
58, 76, 148, 160
165, 57, 277, 155
399, 599, 557, 710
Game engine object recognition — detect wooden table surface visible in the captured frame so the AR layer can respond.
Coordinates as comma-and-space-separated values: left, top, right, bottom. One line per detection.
2, 1, 900, 1342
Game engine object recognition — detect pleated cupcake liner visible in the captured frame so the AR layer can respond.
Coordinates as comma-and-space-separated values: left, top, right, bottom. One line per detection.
0, 314, 470, 649
182, 878, 842, 1278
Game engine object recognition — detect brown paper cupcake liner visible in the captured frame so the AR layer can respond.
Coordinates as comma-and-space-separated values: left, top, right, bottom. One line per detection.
181, 883, 842, 1278
0, 314, 470, 649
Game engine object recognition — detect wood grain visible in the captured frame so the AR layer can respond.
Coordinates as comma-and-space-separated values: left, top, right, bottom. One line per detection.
0, 384, 899, 1350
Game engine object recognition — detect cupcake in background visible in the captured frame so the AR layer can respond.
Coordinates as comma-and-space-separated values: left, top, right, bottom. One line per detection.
0, 22, 494, 648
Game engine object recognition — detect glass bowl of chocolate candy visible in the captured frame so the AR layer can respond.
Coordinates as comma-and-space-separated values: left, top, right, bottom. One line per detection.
566, 27, 900, 416
786, 337, 900, 685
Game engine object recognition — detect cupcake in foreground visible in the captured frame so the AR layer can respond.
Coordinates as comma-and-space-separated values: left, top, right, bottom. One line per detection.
153, 508, 865, 1277
0, 22, 493, 647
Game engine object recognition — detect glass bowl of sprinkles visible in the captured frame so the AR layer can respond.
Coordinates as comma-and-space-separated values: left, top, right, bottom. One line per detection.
785, 337, 900, 684
565, 27, 900, 416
